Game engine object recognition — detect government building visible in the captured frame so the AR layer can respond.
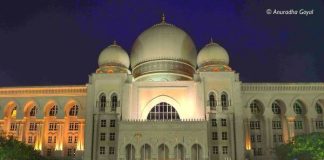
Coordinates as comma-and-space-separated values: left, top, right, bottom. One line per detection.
0, 16, 324, 160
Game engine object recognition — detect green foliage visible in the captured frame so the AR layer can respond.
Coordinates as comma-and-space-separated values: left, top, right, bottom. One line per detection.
0, 136, 46, 160
275, 132, 324, 160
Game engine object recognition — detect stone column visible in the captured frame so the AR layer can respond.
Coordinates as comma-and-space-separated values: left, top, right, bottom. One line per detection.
229, 114, 235, 160
287, 117, 295, 140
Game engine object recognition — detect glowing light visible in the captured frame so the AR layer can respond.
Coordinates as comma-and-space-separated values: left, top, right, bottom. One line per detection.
34, 138, 42, 150
11, 109, 16, 118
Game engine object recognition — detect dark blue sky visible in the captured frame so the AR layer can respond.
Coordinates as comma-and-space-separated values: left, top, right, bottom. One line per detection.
0, 0, 323, 86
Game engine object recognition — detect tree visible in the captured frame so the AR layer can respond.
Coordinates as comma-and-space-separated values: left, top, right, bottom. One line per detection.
275, 132, 324, 160
0, 136, 46, 160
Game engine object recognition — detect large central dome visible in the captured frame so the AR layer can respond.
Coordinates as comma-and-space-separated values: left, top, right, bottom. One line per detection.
130, 17, 197, 81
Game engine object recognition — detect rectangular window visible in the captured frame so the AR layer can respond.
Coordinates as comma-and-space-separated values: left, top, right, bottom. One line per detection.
250, 121, 261, 129
110, 120, 116, 127
67, 148, 73, 156
29, 123, 37, 131
278, 135, 283, 142
101, 120, 107, 127
222, 146, 228, 154
257, 148, 262, 155
10, 123, 17, 131
294, 121, 303, 129
48, 136, 52, 143
74, 136, 78, 143
110, 132, 115, 141
257, 135, 261, 142
272, 121, 282, 129
100, 133, 106, 141
316, 121, 324, 129
109, 147, 115, 155
47, 149, 52, 156
49, 123, 57, 131
69, 123, 74, 131
250, 135, 255, 142
69, 122, 79, 131
211, 119, 217, 127
212, 132, 218, 140
28, 136, 33, 143
221, 119, 227, 126
212, 146, 218, 154
222, 132, 227, 140
100, 146, 105, 155
53, 136, 56, 143
68, 136, 72, 143
74, 123, 79, 131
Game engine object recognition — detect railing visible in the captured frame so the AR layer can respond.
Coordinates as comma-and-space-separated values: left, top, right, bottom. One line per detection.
96, 101, 120, 112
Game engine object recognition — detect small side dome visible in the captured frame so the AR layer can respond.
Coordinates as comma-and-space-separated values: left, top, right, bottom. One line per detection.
96, 41, 130, 74
197, 39, 231, 72
197, 39, 229, 67
98, 41, 130, 68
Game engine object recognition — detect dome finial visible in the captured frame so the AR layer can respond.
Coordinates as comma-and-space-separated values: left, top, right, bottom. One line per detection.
113, 40, 117, 45
161, 13, 166, 23
209, 37, 214, 44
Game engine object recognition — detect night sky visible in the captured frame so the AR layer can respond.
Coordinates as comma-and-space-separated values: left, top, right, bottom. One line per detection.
0, 0, 323, 86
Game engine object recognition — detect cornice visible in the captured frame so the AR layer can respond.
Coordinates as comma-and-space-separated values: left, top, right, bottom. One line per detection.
0, 85, 87, 97
242, 83, 324, 92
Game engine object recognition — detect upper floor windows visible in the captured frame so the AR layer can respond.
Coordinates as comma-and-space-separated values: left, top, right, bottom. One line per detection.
250, 100, 261, 114
209, 93, 216, 107
147, 102, 180, 120
316, 103, 323, 114
30, 106, 37, 117
49, 105, 58, 116
99, 94, 106, 112
271, 101, 281, 114
221, 93, 228, 109
250, 121, 260, 129
111, 93, 118, 111
69, 105, 79, 116
293, 100, 304, 115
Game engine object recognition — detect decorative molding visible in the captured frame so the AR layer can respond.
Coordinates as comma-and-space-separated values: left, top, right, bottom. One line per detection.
242, 83, 324, 92
0, 85, 87, 97
132, 60, 195, 78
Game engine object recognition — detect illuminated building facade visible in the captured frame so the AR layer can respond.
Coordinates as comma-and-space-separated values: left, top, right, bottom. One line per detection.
1, 16, 324, 160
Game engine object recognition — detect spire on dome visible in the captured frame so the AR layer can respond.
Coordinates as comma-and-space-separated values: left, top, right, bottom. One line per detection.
161, 13, 166, 23
209, 37, 214, 44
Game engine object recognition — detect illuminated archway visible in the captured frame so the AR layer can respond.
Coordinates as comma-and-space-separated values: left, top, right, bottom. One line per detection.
141, 95, 181, 120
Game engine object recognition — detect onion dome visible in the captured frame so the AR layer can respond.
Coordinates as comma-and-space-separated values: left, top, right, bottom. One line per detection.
96, 41, 130, 73
197, 38, 232, 72
130, 14, 197, 81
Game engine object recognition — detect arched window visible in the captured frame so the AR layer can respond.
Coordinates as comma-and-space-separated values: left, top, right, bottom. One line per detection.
140, 144, 151, 160
272, 101, 281, 114
293, 101, 303, 115
111, 93, 118, 111
209, 93, 216, 107
315, 103, 323, 114
174, 144, 185, 160
30, 106, 37, 117
158, 144, 169, 160
250, 100, 261, 114
126, 144, 135, 160
191, 144, 202, 160
99, 94, 106, 112
49, 105, 58, 116
221, 93, 228, 110
147, 102, 180, 120
69, 105, 79, 116
11, 106, 17, 118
